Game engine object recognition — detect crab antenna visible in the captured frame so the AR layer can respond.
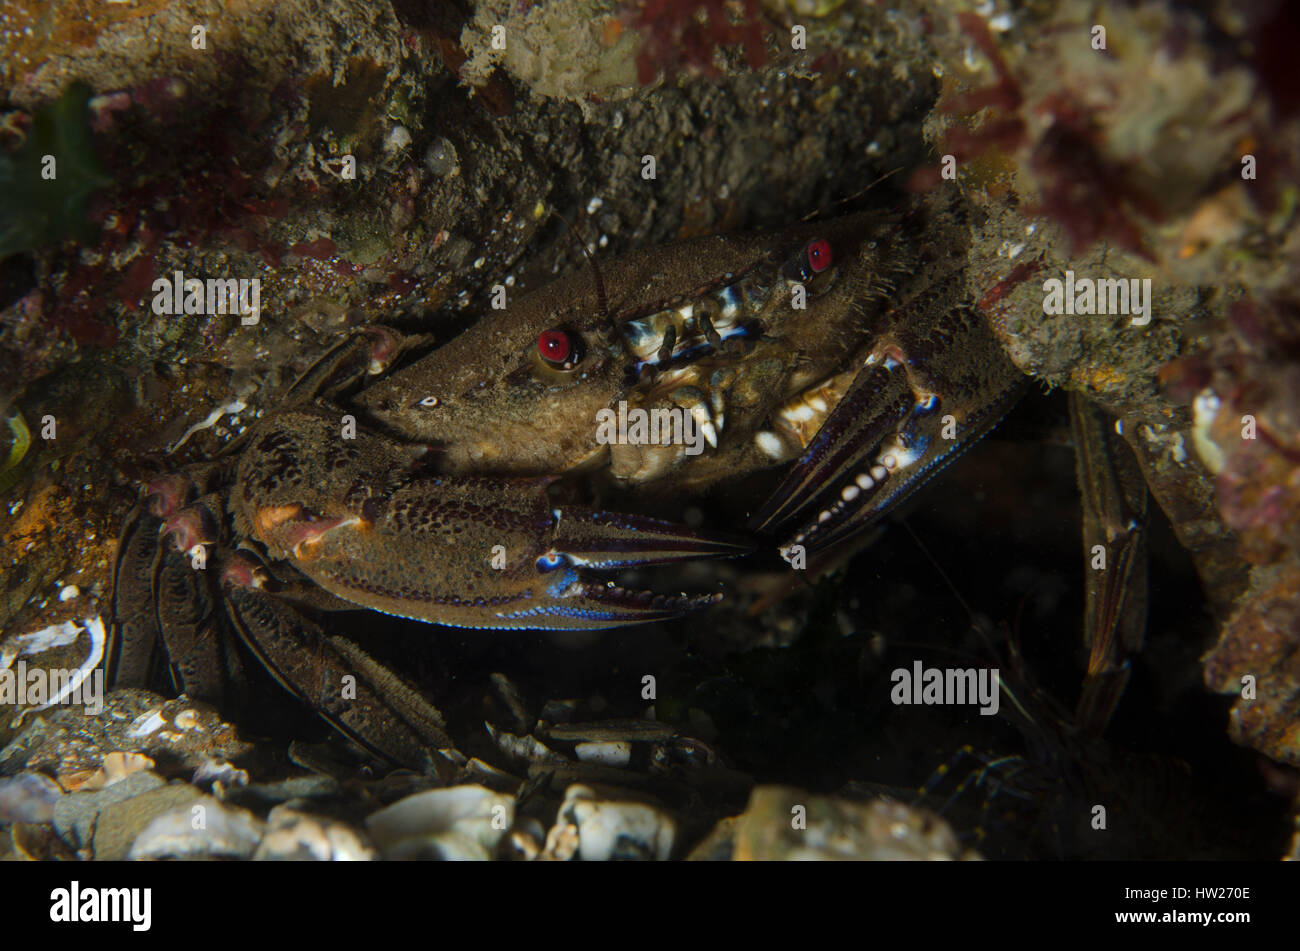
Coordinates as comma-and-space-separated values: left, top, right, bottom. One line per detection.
551, 209, 610, 328
799, 167, 904, 223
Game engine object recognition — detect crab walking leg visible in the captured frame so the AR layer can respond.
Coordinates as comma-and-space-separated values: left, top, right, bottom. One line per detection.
1070, 393, 1149, 736
235, 407, 747, 631
107, 504, 165, 689
107, 474, 196, 690
153, 544, 227, 702
152, 499, 235, 702
280, 325, 414, 406
220, 555, 455, 775
752, 296, 1026, 556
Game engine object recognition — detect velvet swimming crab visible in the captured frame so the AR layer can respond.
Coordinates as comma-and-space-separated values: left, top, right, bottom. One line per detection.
108, 193, 1034, 770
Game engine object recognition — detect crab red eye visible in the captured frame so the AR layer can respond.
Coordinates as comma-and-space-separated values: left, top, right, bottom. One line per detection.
806, 238, 832, 272
782, 238, 835, 283
537, 328, 580, 368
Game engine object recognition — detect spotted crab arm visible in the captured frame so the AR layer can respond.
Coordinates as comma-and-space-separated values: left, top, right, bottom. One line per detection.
748, 353, 914, 533
236, 407, 743, 631
751, 301, 1028, 557
220, 554, 456, 776
267, 491, 743, 632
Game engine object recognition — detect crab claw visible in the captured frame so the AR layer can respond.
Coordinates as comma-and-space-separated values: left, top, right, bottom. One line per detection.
750, 305, 1027, 557
500, 507, 748, 627
236, 408, 751, 631
548, 508, 753, 568
493, 576, 724, 627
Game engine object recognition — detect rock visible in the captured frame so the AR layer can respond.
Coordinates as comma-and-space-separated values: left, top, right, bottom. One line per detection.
365, 785, 515, 860
52, 768, 163, 852
0, 771, 63, 823
223, 774, 339, 808
93, 783, 206, 861
253, 805, 376, 861
127, 796, 264, 860
730, 786, 980, 861
574, 741, 632, 768
10, 821, 78, 860
685, 816, 738, 861
542, 784, 676, 861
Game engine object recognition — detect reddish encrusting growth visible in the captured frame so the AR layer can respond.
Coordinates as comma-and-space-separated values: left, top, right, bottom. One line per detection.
976, 258, 1043, 312
290, 238, 339, 260
911, 12, 1163, 258
38, 61, 331, 346
627, 0, 768, 84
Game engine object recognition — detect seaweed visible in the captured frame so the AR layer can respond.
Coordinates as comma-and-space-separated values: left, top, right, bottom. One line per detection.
627, 0, 768, 84
0, 83, 111, 260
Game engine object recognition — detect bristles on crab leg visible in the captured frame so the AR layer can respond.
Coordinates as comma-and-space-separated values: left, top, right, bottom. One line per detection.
221, 553, 456, 774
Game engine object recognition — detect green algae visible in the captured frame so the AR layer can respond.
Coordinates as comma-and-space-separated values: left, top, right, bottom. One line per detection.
0, 83, 111, 260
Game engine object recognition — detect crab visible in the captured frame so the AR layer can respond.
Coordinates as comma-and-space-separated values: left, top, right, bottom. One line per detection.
107, 191, 1047, 772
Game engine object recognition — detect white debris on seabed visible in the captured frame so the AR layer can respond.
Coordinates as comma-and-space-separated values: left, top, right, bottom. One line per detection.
128, 710, 168, 738
364, 785, 516, 860
1, 618, 85, 666
166, 399, 247, 453
485, 721, 566, 764
77, 752, 156, 791
2, 616, 106, 728
128, 797, 265, 860
541, 784, 676, 861
573, 740, 632, 767
253, 804, 377, 860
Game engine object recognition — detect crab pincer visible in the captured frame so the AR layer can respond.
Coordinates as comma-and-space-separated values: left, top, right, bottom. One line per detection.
234, 407, 749, 631
750, 292, 1026, 558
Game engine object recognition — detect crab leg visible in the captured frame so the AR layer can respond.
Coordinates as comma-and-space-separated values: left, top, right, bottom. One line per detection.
220, 553, 456, 774
235, 407, 747, 631
107, 503, 165, 689
752, 299, 1026, 556
281, 325, 413, 406
1070, 393, 1149, 735
107, 474, 195, 690
151, 497, 242, 703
